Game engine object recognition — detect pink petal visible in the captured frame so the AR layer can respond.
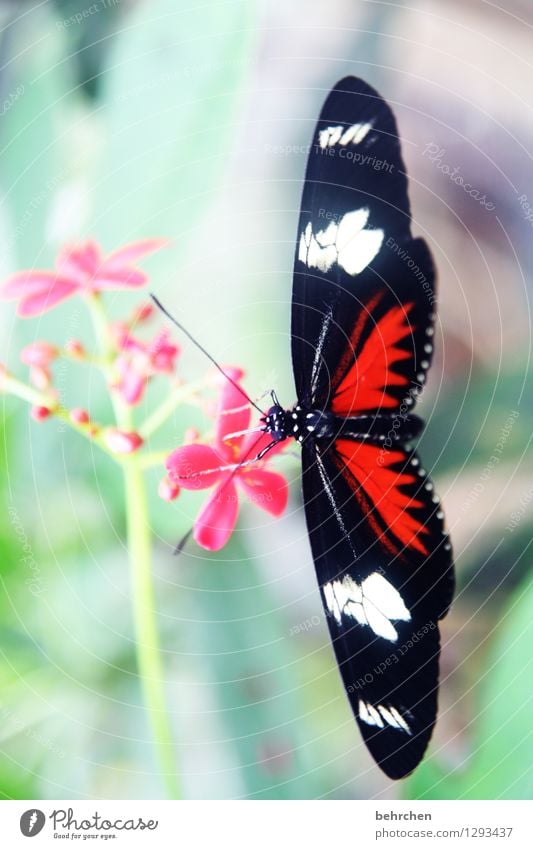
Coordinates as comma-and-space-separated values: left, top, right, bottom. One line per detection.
103, 238, 169, 269
216, 380, 251, 458
17, 280, 79, 316
149, 331, 179, 373
93, 267, 147, 290
56, 241, 101, 277
166, 443, 224, 490
238, 469, 288, 517
194, 480, 239, 551
212, 365, 245, 386
2, 271, 74, 298
113, 356, 147, 405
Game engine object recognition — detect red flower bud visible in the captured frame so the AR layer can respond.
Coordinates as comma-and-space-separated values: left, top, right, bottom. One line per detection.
30, 405, 52, 421
158, 476, 180, 502
131, 302, 154, 323
103, 428, 144, 454
65, 339, 86, 359
70, 407, 90, 425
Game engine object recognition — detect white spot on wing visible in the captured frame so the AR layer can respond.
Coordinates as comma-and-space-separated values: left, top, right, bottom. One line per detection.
358, 700, 412, 734
320, 122, 373, 148
322, 572, 411, 641
319, 125, 344, 148
299, 208, 384, 276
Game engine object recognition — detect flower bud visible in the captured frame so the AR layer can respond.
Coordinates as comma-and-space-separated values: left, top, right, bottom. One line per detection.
184, 427, 200, 443
158, 476, 180, 502
64, 339, 86, 359
70, 407, 90, 425
29, 365, 51, 390
131, 302, 154, 324
30, 405, 52, 421
103, 428, 144, 454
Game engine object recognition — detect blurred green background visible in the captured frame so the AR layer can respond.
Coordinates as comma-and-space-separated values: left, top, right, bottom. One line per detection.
0, 0, 532, 800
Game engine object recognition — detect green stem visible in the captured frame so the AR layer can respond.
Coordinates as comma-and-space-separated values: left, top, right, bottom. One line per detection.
123, 461, 181, 799
83, 291, 116, 362
83, 291, 180, 797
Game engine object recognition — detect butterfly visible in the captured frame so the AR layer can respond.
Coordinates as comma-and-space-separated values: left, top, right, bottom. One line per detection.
155, 75, 455, 780
258, 77, 455, 779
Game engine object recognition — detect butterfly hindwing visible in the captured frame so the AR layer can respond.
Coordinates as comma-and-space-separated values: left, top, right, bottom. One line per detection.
301, 442, 446, 778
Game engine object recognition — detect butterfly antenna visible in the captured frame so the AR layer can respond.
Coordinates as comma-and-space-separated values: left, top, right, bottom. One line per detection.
150, 293, 266, 416
173, 528, 193, 556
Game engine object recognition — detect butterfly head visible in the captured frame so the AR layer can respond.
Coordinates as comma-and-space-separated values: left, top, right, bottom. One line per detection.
263, 404, 288, 443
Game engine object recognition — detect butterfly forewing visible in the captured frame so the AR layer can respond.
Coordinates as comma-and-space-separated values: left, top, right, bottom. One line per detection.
291, 77, 455, 778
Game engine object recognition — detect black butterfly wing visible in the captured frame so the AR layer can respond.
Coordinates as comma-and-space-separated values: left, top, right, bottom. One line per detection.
291, 76, 414, 406
291, 77, 455, 777
301, 441, 446, 779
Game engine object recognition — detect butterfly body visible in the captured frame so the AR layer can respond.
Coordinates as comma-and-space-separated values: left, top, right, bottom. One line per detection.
264, 404, 424, 446
265, 76, 455, 780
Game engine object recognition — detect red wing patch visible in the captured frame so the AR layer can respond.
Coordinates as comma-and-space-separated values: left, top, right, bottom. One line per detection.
331, 295, 415, 415
333, 440, 429, 555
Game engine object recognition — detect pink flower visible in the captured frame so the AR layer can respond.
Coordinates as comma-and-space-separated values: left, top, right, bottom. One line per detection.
166, 375, 287, 551
1, 238, 168, 317
113, 328, 180, 405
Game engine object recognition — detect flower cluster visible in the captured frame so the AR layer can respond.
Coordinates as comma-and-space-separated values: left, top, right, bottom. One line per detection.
0, 238, 288, 551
